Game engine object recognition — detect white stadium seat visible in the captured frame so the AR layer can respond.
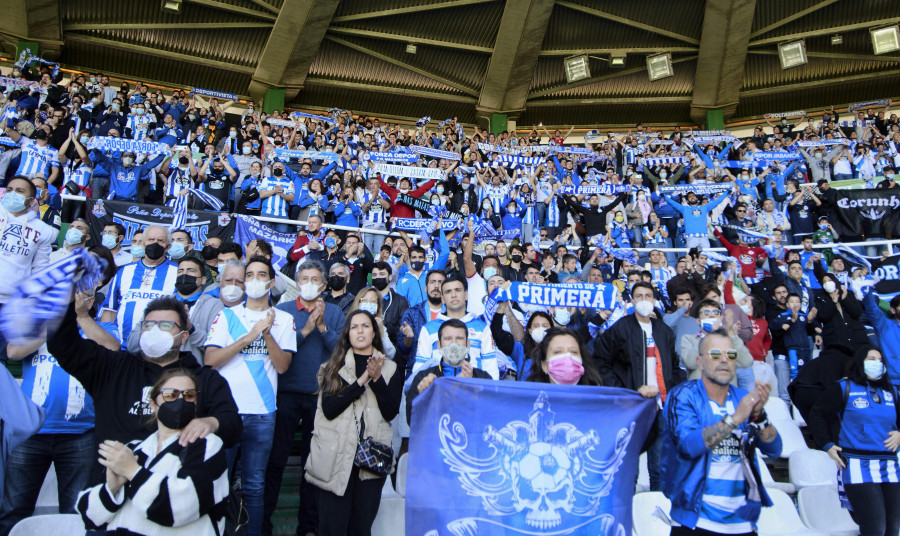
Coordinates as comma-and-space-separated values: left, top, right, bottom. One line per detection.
632, 491, 672, 536
10, 514, 83, 536
796, 485, 859, 536
757, 488, 829, 536
789, 449, 838, 490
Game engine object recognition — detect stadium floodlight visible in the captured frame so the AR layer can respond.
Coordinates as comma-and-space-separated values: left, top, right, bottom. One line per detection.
161, 0, 182, 13
871, 25, 900, 55
778, 40, 807, 69
610, 52, 627, 67
564, 55, 591, 83
406, 43, 417, 54
831, 34, 843, 45
647, 53, 673, 81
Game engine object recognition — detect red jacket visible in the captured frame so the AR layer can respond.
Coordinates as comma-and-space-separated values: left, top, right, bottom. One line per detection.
715, 229, 767, 278
289, 229, 327, 262
379, 178, 437, 219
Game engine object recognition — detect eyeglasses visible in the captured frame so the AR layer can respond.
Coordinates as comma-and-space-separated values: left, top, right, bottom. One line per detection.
141, 320, 182, 331
158, 388, 198, 402
699, 309, 721, 318
706, 349, 738, 361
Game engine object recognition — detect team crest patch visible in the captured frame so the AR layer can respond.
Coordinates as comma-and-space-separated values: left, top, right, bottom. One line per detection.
92, 200, 106, 217
852, 397, 869, 409
885, 392, 894, 403
218, 213, 231, 226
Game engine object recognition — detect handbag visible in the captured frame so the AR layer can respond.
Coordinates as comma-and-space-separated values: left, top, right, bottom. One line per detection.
351, 402, 393, 476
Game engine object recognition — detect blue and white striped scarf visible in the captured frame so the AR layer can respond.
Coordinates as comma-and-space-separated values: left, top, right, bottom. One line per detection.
87, 137, 172, 155
764, 111, 806, 119
752, 152, 801, 161
0, 137, 18, 148
839, 120, 874, 128
690, 135, 738, 144
722, 160, 760, 169
658, 182, 733, 196
437, 118, 454, 128
0, 248, 106, 346
171, 188, 224, 230
0, 76, 40, 92
797, 140, 850, 147
189, 87, 238, 101
14, 48, 59, 79
273, 148, 341, 162
290, 111, 335, 124
416, 116, 431, 127
494, 155, 544, 166
559, 184, 631, 195
848, 99, 891, 112
694, 130, 731, 136
834, 245, 872, 270
267, 118, 297, 129
550, 146, 593, 155
641, 156, 689, 166
412, 145, 461, 161
584, 130, 602, 142
650, 139, 675, 146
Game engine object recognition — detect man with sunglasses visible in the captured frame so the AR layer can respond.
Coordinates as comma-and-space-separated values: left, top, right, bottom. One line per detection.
47, 294, 242, 486
661, 330, 781, 536
679, 299, 753, 387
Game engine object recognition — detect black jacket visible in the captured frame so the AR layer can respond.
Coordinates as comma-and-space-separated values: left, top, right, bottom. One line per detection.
564, 193, 628, 237
813, 290, 869, 351
48, 304, 242, 453
446, 174, 478, 214
382, 289, 409, 348
595, 314, 685, 392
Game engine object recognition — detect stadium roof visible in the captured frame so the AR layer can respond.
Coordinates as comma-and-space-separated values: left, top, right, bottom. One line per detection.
3, 0, 899, 127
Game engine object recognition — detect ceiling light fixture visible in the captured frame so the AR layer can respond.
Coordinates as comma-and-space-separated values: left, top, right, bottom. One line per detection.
161, 0, 182, 13
610, 52, 626, 67
564, 55, 591, 83
406, 43, 417, 54
871, 25, 900, 55
778, 40, 807, 69
646, 53, 673, 81
831, 34, 843, 45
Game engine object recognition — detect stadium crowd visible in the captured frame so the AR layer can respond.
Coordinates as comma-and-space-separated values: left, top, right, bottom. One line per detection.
1, 57, 900, 536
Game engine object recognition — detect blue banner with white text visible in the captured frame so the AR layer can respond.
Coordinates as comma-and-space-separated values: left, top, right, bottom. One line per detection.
407, 378, 657, 536
233, 214, 296, 269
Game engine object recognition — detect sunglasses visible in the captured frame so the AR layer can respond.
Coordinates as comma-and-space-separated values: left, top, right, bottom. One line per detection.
141, 320, 182, 331
706, 349, 738, 361
158, 388, 198, 402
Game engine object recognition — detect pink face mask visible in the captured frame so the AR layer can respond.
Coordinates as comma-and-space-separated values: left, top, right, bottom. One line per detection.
547, 353, 585, 385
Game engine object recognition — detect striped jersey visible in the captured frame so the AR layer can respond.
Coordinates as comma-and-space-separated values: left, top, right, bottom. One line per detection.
205, 304, 297, 414
259, 175, 294, 218
15, 137, 59, 177
411, 313, 498, 382
63, 161, 92, 194
479, 184, 510, 213
696, 396, 751, 533
360, 190, 389, 225
102, 260, 179, 345
126, 114, 151, 140
164, 165, 194, 201
624, 145, 645, 165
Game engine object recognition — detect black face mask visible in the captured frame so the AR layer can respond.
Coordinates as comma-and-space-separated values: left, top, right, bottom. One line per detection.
411, 260, 425, 272
156, 398, 196, 430
175, 274, 200, 295
178, 156, 189, 165
273, 168, 283, 177
356, 180, 366, 189
144, 242, 166, 261
371, 277, 389, 291
511, 254, 523, 263
329, 275, 346, 291
201, 245, 219, 261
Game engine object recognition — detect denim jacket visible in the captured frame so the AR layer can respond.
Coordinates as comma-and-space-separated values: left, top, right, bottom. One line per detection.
660, 379, 782, 529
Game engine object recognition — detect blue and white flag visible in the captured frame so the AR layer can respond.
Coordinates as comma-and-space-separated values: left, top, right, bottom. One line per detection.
848, 99, 891, 112
407, 378, 657, 536
475, 228, 520, 242
290, 111, 336, 124
233, 215, 296, 269
392, 218, 458, 232
550, 146, 593, 155
416, 116, 431, 127
0, 76, 40, 92
170, 188, 224, 231
0, 248, 107, 346
658, 182, 733, 196
266, 118, 297, 129
0, 136, 18, 148
365, 151, 419, 164
584, 129, 602, 141
412, 145, 462, 161
834, 245, 872, 270
87, 137, 172, 155
273, 148, 340, 162
189, 87, 238, 101
559, 184, 631, 196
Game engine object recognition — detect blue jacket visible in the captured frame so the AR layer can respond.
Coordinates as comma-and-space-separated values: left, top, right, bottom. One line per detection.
663, 191, 729, 236
274, 300, 345, 394
661, 379, 781, 530
862, 291, 900, 385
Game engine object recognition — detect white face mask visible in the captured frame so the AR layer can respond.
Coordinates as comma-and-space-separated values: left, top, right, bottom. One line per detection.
823, 281, 837, 294
220, 284, 244, 302
864, 360, 885, 379
359, 302, 378, 315
299, 281, 321, 301
245, 279, 270, 299
139, 326, 177, 358
634, 300, 654, 317
530, 326, 547, 344
739, 303, 753, 316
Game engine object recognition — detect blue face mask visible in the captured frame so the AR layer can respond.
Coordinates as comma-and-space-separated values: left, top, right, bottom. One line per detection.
64, 227, 83, 246
554, 309, 571, 326
483, 267, 498, 280
101, 234, 118, 249
324, 237, 336, 249
130, 244, 145, 258
169, 242, 186, 260
79, 135, 90, 145
1, 191, 27, 213
819, 224, 828, 230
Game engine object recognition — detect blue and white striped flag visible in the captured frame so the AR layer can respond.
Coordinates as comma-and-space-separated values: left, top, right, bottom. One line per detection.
0, 248, 107, 345
641, 156, 689, 166
170, 188, 224, 231
416, 116, 431, 127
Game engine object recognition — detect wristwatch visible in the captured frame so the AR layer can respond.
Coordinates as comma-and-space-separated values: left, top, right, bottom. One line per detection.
723, 414, 738, 429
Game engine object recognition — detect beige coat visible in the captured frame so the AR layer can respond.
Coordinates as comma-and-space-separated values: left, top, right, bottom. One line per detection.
679, 330, 754, 385
305, 350, 397, 496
